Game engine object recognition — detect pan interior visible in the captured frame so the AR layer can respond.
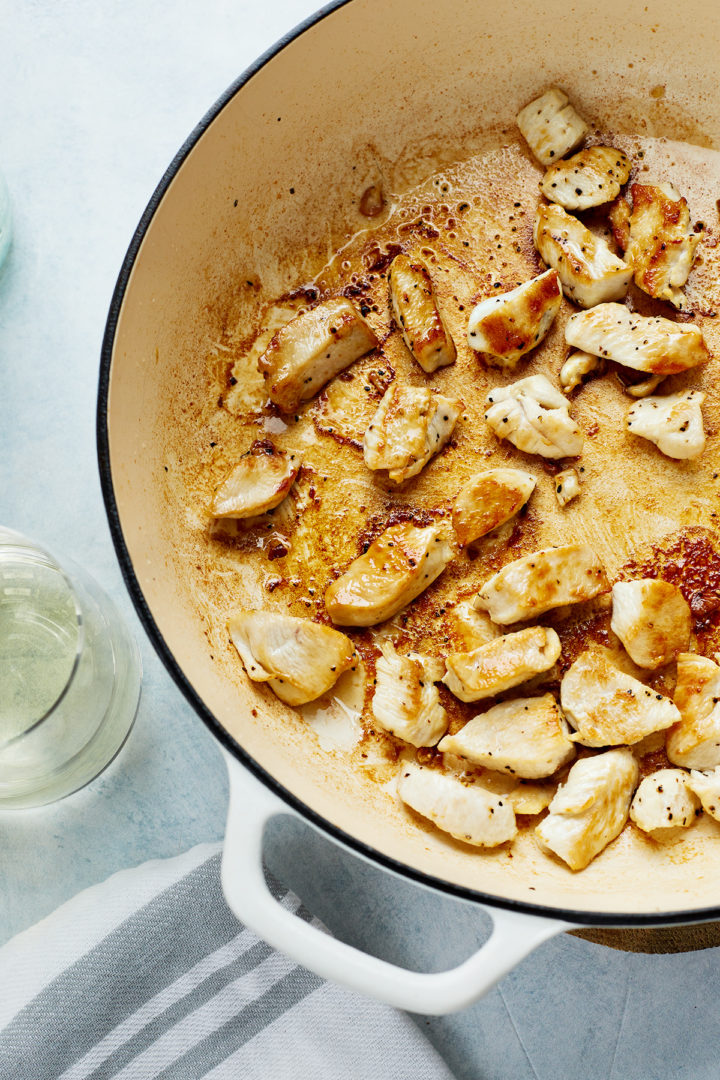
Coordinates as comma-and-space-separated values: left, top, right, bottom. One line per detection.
105, 0, 720, 919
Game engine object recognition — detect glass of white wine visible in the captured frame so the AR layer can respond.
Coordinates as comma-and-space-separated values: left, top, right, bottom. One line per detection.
0, 528, 141, 808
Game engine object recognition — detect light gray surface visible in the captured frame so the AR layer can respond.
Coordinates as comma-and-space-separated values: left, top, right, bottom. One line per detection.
1, 3, 719, 1078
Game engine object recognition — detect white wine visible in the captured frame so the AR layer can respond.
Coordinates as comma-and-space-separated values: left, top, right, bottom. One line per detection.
0, 555, 79, 748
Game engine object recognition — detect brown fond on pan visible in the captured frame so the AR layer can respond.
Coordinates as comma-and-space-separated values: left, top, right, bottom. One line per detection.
102, 0, 720, 940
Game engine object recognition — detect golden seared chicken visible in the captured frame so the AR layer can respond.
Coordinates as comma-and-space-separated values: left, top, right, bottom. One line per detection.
535, 749, 638, 871
228, 611, 356, 706
688, 768, 720, 822
624, 182, 701, 308
389, 254, 456, 372
211, 441, 299, 518
397, 762, 517, 847
540, 146, 632, 211
554, 467, 580, 507
509, 782, 556, 815
476, 543, 608, 625
565, 303, 709, 374
667, 653, 720, 769
516, 88, 588, 166
484, 374, 584, 459
442, 626, 561, 702
629, 769, 700, 840
450, 599, 501, 650
371, 643, 447, 747
438, 693, 575, 778
325, 522, 454, 626
626, 390, 706, 460
559, 350, 605, 393
560, 649, 680, 746
363, 384, 461, 484
466, 270, 562, 368
451, 467, 536, 546
608, 194, 632, 250
534, 203, 632, 308
610, 579, 691, 669
257, 297, 378, 411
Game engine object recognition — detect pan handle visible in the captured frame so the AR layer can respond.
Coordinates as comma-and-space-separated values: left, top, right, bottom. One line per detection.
220, 751, 571, 1014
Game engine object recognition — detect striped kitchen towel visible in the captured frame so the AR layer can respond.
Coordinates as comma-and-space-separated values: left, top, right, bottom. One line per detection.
0, 842, 456, 1079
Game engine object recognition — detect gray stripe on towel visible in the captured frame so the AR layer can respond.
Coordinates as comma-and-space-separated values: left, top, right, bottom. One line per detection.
0, 853, 295, 1080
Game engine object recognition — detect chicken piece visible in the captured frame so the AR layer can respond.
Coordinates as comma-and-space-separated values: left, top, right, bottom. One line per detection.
540, 146, 632, 211
451, 467, 536, 546
688, 767, 720, 821
211, 442, 299, 519
620, 372, 665, 399
484, 374, 584, 459
516, 88, 588, 166
554, 467, 580, 507
476, 543, 608, 625
608, 194, 632, 251
629, 769, 700, 840
439, 693, 575, 778
450, 599, 501, 650
565, 303, 709, 375
610, 579, 691, 669
559, 350, 605, 393
466, 270, 562, 369
363, 384, 461, 484
625, 182, 701, 308
667, 653, 720, 769
509, 781, 556, 816
398, 762, 517, 847
560, 649, 680, 746
228, 611, 356, 706
534, 203, 632, 308
535, 748, 638, 870
443, 627, 561, 703
257, 298, 379, 411
626, 390, 706, 460
325, 522, 453, 626
371, 644, 447, 747
389, 254, 456, 372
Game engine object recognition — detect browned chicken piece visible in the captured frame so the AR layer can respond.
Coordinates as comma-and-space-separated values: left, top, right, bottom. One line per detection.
228, 611, 356, 706
560, 649, 680, 746
476, 543, 608, 625
630, 769, 700, 840
625, 182, 701, 308
211, 441, 299, 518
398, 762, 517, 847
626, 390, 706, 460
325, 522, 454, 626
450, 599, 501, 650
439, 693, 575, 778
443, 626, 561, 702
535, 749, 638, 870
451, 467, 536, 546
534, 203, 632, 308
516, 88, 588, 167
559, 351, 605, 393
667, 653, 720, 769
466, 270, 562, 369
258, 298, 378, 411
688, 768, 720, 822
484, 375, 584, 459
610, 579, 691, 669
363, 384, 461, 483
608, 194, 632, 250
389, 254, 456, 372
371, 644, 447, 747
540, 146, 632, 211
565, 303, 709, 375
554, 467, 580, 507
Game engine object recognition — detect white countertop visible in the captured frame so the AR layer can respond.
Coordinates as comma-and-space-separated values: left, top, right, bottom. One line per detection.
2, 3, 720, 1077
